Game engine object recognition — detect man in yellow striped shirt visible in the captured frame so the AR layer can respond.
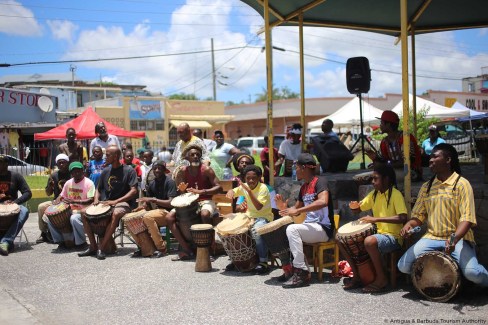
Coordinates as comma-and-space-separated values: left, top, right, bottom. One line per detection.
398, 143, 488, 286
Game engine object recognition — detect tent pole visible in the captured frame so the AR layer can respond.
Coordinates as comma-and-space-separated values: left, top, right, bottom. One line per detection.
264, 0, 275, 186
401, 0, 412, 213
299, 13, 306, 152
411, 25, 417, 139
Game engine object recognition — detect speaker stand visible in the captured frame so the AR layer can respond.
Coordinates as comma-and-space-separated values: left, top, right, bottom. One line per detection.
349, 93, 378, 169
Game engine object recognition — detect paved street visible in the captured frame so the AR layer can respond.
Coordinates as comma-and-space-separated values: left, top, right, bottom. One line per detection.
1, 213, 487, 325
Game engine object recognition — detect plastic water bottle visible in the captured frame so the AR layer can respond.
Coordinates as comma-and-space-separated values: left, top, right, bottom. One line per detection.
160, 227, 167, 236
223, 167, 232, 180
292, 162, 297, 181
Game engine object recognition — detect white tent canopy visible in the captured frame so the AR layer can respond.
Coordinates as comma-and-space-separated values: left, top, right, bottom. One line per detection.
451, 101, 485, 117
308, 96, 384, 130
392, 94, 470, 119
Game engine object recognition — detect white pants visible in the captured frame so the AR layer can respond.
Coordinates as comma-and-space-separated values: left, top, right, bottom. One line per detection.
286, 223, 329, 271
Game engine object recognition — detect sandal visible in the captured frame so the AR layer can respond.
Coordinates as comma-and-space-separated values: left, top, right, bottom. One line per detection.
171, 251, 194, 261
362, 283, 388, 293
343, 278, 362, 290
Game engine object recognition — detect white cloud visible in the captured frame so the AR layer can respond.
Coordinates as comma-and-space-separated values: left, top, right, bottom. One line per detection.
47, 20, 79, 42
0, 0, 42, 36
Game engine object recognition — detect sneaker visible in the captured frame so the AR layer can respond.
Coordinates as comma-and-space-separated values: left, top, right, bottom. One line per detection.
131, 249, 142, 258
36, 232, 49, 244
96, 250, 106, 260
151, 250, 167, 258
282, 269, 310, 288
254, 263, 270, 275
0, 243, 9, 256
276, 272, 293, 282
78, 248, 97, 257
225, 263, 236, 271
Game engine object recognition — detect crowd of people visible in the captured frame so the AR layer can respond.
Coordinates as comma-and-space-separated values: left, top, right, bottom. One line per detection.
1, 115, 487, 294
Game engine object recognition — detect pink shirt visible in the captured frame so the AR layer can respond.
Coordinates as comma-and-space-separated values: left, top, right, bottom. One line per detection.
60, 177, 96, 210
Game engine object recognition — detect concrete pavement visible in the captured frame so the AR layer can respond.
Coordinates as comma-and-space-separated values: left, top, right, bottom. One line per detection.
1, 213, 487, 325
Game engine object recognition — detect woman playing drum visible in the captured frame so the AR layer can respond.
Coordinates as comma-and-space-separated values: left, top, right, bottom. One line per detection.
276, 153, 334, 288
226, 165, 273, 274
398, 143, 488, 289
345, 163, 407, 293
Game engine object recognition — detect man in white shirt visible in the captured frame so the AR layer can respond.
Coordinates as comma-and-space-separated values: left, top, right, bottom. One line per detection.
277, 124, 303, 176
89, 122, 121, 156
193, 128, 216, 152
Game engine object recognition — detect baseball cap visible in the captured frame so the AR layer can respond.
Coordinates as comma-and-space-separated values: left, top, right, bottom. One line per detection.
377, 111, 400, 124
296, 153, 317, 167
153, 160, 171, 174
69, 161, 84, 171
428, 124, 437, 131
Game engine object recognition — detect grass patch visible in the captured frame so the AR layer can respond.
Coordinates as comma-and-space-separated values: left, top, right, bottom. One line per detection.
25, 175, 48, 190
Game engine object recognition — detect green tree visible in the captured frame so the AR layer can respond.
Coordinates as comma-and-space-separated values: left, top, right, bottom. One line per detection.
254, 85, 300, 102
167, 93, 199, 100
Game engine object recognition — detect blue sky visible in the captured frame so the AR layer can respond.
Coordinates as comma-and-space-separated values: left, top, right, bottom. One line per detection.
1, 0, 487, 104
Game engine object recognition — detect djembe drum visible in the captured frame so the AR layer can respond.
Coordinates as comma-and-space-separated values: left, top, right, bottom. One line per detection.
190, 224, 215, 272
0, 203, 20, 238
123, 210, 157, 257
256, 216, 293, 260
337, 220, 377, 285
411, 251, 461, 302
215, 213, 258, 272
85, 204, 116, 253
171, 193, 201, 244
45, 201, 74, 248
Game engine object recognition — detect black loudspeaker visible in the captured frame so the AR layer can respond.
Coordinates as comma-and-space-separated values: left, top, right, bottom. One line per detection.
311, 136, 353, 173
346, 57, 371, 94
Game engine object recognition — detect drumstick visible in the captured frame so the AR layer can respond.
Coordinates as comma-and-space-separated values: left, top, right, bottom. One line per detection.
407, 226, 421, 234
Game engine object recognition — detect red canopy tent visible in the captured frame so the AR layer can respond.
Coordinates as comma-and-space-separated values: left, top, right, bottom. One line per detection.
34, 107, 145, 141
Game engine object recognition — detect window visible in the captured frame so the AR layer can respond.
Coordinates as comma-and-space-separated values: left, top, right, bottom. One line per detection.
468, 83, 475, 92
130, 120, 164, 131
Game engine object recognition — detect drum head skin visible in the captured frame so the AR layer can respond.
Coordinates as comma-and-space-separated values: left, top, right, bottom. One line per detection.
191, 224, 213, 231
337, 221, 374, 237
86, 204, 112, 216
411, 251, 461, 303
0, 203, 20, 216
171, 193, 199, 207
256, 216, 293, 235
215, 213, 252, 235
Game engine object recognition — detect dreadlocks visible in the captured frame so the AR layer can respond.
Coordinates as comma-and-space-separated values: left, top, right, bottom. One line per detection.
372, 163, 397, 208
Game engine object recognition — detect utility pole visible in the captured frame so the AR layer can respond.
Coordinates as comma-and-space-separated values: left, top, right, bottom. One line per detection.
211, 38, 216, 101
70, 64, 76, 86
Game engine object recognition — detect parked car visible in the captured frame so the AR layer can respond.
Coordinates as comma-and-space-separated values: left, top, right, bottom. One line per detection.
434, 122, 473, 159
236, 135, 288, 156
4, 155, 47, 176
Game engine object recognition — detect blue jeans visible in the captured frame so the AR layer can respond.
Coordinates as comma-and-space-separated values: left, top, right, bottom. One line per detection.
372, 234, 401, 255
251, 218, 269, 263
398, 238, 488, 287
47, 214, 86, 245
1, 205, 29, 250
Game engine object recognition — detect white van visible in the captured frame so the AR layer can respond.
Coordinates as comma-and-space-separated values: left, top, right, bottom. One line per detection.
236, 135, 286, 156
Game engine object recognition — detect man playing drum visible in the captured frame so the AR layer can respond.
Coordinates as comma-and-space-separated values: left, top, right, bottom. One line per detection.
398, 143, 488, 287
36, 154, 71, 244
345, 163, 407, 293
276, 153, 333, 288
0, 154, 32, 256
46, 161, 95, 250
79, 145, 138, 260
226, 165, 272, 274
133, 160, 177, 258
169, 143, 221, 261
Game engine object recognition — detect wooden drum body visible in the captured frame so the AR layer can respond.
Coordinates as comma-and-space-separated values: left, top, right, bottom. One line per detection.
216, 213, 258, 272
412, 251, 461, 302
0, 203, 20, 238
337, 221, 377, 285
85, 204, 114, 237
256, 216, 293, 259
172, 193, 201, 244
190, 224, 215, 272
123, 210, 156, 257
45, 202, 74, 247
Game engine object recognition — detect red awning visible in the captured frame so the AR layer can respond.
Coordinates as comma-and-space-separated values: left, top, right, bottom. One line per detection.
34, 107, 145, 141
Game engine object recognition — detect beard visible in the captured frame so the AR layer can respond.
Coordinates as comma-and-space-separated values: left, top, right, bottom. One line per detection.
191, 161, 201, 167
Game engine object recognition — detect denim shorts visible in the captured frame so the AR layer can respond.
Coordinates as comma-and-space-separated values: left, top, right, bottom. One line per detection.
372, 234, 401, 254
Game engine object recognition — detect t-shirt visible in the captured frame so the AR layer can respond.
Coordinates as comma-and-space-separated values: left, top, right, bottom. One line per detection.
233, 182, 273, 222
210, 143, 235, 179
203, 139, 217, 152
58, 142, 84, 163
379, 133, 421, 172
157, 151, 172, 163
278, 139, 302, 161
0, 171, 31, 205
47, 170, 71, 199
360, 187, 407, 243
89, 134, 121, 156
140, 163, 153, 190
298, 176, 332, 235
98, 164, 138, 208
60, 177, 96, 210
87, 159, 105, 187
147, 175, 177, 201
421, 137, 446, 155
